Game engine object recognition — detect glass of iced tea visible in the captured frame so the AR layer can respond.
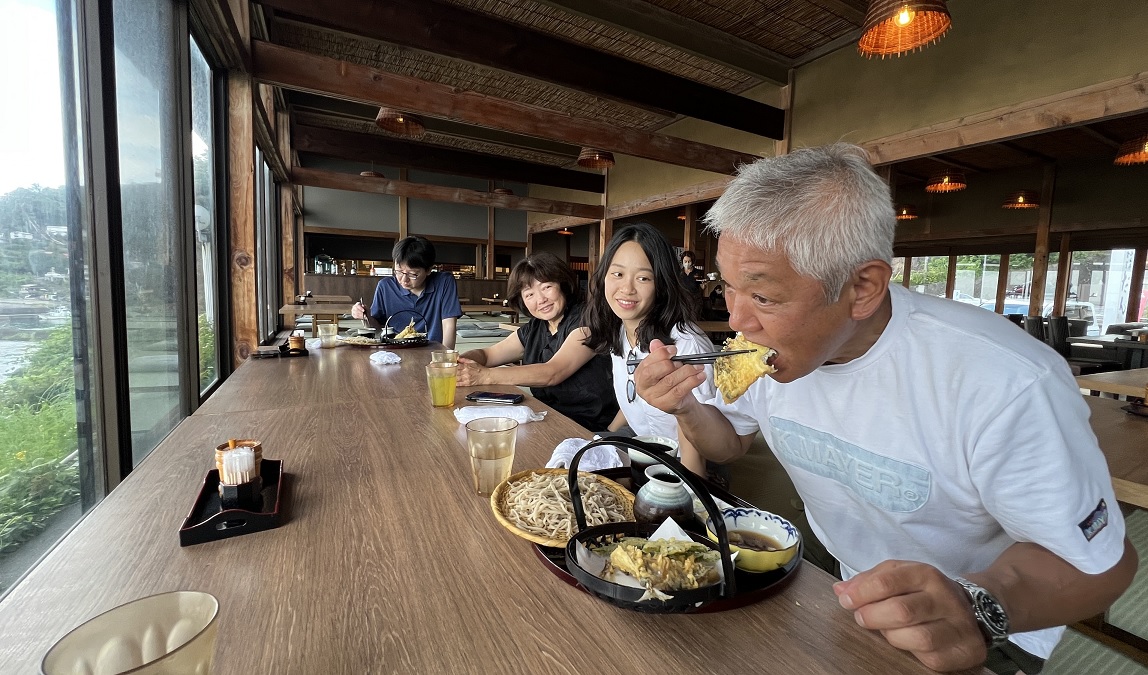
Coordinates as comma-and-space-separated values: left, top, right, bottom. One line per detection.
430, 349, 458, 363
426, 363, 458, 407
465, 417, 518, 495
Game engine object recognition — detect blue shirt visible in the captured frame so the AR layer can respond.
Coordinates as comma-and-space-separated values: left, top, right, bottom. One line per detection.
369, 271, 463, 344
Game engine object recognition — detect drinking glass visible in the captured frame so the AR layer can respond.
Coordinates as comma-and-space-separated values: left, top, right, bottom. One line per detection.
426, 363, 458, 407
318, 323, 338, 348
41, 591, 219, 675
430, 349, 459, 363
465, 417, 518, 495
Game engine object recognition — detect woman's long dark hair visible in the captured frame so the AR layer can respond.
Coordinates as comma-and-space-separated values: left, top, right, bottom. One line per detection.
582, 222, 702, 356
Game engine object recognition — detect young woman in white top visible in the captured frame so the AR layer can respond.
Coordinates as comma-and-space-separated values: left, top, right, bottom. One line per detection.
582, 222, 717, 478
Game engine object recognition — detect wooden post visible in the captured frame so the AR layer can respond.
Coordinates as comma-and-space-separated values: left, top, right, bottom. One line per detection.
1053, 234, 1072, 316
1128, 249, 1147, 322
995, 253, 1009, 312
228, 72, 257, 365
398, 168, 409, 240
1029, 164, 1056, 315
590, 167, 611, 278
682, 203, 697, 254
944, 254, 957, 299
902, 257, 912, 289
280, 184, 296, 302
486, 181, 495, 279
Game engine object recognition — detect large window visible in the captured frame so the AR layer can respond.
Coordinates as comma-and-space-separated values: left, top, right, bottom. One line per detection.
190, 37, 220, 393
0, 0, 96, 595
113, 0, 185, 465
1, 0, 228, 597
255, 150, 280, 342
908, 255, 948, 296
1067, 249, 1136, 335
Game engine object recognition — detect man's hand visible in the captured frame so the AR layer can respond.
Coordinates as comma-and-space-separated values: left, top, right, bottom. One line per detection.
633, 339, 707, 415
833, 560, 987, 672
351, 302, 366, 320
456, 358, 487, 387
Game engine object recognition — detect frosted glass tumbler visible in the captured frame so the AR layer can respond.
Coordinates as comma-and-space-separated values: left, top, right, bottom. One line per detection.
41, 591, 219, 675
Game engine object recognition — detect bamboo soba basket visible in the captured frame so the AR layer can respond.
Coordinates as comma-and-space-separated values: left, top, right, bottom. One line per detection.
490, 468, 634, 548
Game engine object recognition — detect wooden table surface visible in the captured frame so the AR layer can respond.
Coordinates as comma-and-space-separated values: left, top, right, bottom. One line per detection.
1087, 396, 1148, 510
1076, 368, 1148, 399
0, 347, 983, 674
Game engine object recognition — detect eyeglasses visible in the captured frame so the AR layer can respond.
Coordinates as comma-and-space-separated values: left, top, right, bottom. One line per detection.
394, 268, 422, 281
626, 348, 638, 403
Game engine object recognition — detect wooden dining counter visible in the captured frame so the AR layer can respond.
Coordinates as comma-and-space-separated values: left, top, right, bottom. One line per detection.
1087, 396, 1148, 510
0, 345, 985, 674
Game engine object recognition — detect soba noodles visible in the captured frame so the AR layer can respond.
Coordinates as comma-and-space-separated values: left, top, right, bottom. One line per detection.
504, 472, 629, 540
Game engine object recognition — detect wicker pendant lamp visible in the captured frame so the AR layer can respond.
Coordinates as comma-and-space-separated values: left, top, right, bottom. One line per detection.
577, 147, 615, 169
1001, 190, 1040, 209
895, 204, 919, 220
492, 187, 514, 195
924, 169, 966, 193
375, 107, 426, 138
557, 228, 574, 236
1114, 134, 1148, 165
858, 0, 952, 58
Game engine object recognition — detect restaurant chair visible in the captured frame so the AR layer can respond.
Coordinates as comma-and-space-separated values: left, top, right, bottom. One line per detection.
1006, 313, 1025, 328
1047, 315, 1123, 375
1024, 315, 1047, 343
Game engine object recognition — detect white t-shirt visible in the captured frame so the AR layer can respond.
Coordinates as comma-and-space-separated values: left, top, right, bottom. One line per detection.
612, 325, 716, 441
712, 285, 1125, 659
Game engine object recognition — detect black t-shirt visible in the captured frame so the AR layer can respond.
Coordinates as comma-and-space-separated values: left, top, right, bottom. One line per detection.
516, 302, 618, 431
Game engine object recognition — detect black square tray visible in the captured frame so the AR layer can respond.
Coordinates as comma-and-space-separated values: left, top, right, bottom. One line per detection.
179, 459, 286, 547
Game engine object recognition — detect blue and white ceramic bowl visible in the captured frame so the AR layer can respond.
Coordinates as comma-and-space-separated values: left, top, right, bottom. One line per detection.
706, 507, 800, 572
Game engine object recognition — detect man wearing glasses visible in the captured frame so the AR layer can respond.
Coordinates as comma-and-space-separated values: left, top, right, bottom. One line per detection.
351, 236, 463, 348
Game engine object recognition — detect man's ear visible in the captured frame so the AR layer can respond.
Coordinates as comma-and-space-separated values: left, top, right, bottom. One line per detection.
848, 260, 892, 320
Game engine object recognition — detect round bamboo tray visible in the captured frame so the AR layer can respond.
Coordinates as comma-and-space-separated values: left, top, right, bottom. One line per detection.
490, 468, 634, 547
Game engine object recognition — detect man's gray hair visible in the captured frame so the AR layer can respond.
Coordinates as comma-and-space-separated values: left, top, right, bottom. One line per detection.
703, 143, 895, 303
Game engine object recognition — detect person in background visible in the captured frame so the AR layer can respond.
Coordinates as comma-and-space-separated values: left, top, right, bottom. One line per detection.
633, 143, 1136, 674
680, 250, 703, 299
582, 223, 718, 480
455, 253, 617, 431
351, 236, 463, 349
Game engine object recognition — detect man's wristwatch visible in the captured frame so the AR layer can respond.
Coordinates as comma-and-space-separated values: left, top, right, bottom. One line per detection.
953, 577, 1010, 648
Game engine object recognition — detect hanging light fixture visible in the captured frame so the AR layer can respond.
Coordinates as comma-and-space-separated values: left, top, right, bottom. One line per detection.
360, 161, 384, 178
375, 107, 426, 138
577, 147, 615, 169
1001, 190, 1040, 209
492, 188, 514, 196
557, 228, 574, 236
1114, 134, 1148, 165
924, 169, 967, 193
858, 0, 952, 58
895, 204, 919, 220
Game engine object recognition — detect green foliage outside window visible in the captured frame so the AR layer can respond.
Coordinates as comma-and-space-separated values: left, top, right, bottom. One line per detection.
0, 325, 80, 573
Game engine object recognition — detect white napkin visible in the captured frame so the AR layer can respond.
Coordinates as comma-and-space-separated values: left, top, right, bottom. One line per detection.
305, 338, 322, 351
545, 438, 623, 471
369, 351, 402, 365
453, 405, 546, 425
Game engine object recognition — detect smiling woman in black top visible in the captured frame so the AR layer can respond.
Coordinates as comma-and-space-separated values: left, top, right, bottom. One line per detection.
456, 253, 617, 431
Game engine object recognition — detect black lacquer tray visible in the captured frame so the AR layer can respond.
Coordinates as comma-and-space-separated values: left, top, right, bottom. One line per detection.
533, 456, 802, 613
179, 459, 287, 546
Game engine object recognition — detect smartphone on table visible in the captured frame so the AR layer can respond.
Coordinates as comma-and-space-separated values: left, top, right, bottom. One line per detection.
464, 391, 524, 405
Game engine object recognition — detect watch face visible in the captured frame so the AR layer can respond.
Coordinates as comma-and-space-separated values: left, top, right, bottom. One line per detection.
977, 594, 1010, 635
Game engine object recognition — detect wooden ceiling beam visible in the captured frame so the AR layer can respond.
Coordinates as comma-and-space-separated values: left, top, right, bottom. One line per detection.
530, 0, 791, 84
256, 0, 784, 139
291, 166, 604, 219
253, 41, 760, 175
293, 124, 604, 193
1075, 124, 1122, 148
528, 216, 599, 235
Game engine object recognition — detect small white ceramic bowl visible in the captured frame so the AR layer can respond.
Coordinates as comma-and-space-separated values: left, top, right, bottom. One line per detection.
706, 507, 800, 572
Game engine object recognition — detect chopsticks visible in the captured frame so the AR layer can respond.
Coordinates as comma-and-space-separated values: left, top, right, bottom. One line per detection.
626, 349, 756, 368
